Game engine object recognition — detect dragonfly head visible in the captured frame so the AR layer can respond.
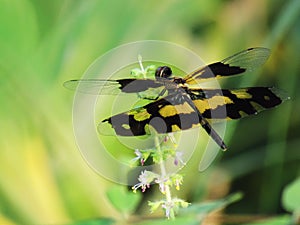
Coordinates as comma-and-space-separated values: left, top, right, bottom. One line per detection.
155, 66, 172, 79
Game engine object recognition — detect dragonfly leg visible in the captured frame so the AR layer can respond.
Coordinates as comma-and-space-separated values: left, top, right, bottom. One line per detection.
182, 94, 227, 150
153, 88, 167, 100
198, 116, 227, 151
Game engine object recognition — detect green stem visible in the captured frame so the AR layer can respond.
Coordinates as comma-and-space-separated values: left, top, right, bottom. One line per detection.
154, 135, 174, 218
154, 136, 169, 198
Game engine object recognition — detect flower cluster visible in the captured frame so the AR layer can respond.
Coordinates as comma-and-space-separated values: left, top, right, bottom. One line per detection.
132, 170, 184, 194
148, 198, 190, 219
130, 134, 189, 218
131, 166, 188, 218
130, 143, 185, 168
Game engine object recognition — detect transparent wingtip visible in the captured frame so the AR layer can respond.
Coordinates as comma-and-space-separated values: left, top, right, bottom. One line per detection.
269, 87, 290, 102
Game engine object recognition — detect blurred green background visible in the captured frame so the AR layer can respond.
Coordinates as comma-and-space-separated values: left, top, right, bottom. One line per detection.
0, 0, 299, 224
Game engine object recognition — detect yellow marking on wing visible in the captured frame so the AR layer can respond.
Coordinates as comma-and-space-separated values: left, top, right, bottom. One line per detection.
193, 96, 233, 113
185, 70, 225, 84
191, 123, 200, 129
193, 100, 210, 113
231, 89, 252, 99
250, 101, 264, 112
238, 110, 249, 118
159, 102, 194, 117
171, 124, 181, 132
133, 110, 151, 121
185, 70, 205, 84
215, 74, 224, 79
122, 124, 130, 129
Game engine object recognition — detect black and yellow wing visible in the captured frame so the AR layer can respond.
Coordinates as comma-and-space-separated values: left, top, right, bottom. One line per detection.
184, 47, 270, 84
190, 87, 287, 120
98, 86, 287, 137
98, 92, 201, 136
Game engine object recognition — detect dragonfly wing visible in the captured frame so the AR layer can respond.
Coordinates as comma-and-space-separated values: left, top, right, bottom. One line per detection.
221, 47, 270, 71
63, 78, 165, 95
64, 79, 123, 95
98, 93, 201, 136
184, 47, 270, 84
190, 87, 287, 120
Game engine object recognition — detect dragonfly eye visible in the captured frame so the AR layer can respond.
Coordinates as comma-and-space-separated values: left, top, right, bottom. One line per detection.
155, 66, 172, 78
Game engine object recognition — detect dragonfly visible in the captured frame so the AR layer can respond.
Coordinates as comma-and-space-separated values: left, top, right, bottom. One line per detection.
64, 47, 287, 150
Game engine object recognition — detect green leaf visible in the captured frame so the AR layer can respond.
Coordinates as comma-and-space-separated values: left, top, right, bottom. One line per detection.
106, 185, 142, 214
179, 192, 243, 215
68, 218, 115, 225
282, 177, 300, 212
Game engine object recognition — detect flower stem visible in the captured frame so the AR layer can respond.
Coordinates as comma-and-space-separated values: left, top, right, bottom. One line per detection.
154, 135, 174, 218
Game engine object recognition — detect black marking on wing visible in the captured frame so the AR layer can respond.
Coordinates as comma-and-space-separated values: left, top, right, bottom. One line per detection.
117, 79, 164, 93
63, 78, 164, 95
190, 87, 286, 120
200, 62, 245, 78
98, 87, 287, 136
98, 93, 200, 136
184, 47, 270, 84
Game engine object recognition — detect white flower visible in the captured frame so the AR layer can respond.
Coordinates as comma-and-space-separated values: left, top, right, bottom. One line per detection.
162, 201, 175, 219
131, 149, 144, 165
132, 170, 158, 192
155, 176, 168, 194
